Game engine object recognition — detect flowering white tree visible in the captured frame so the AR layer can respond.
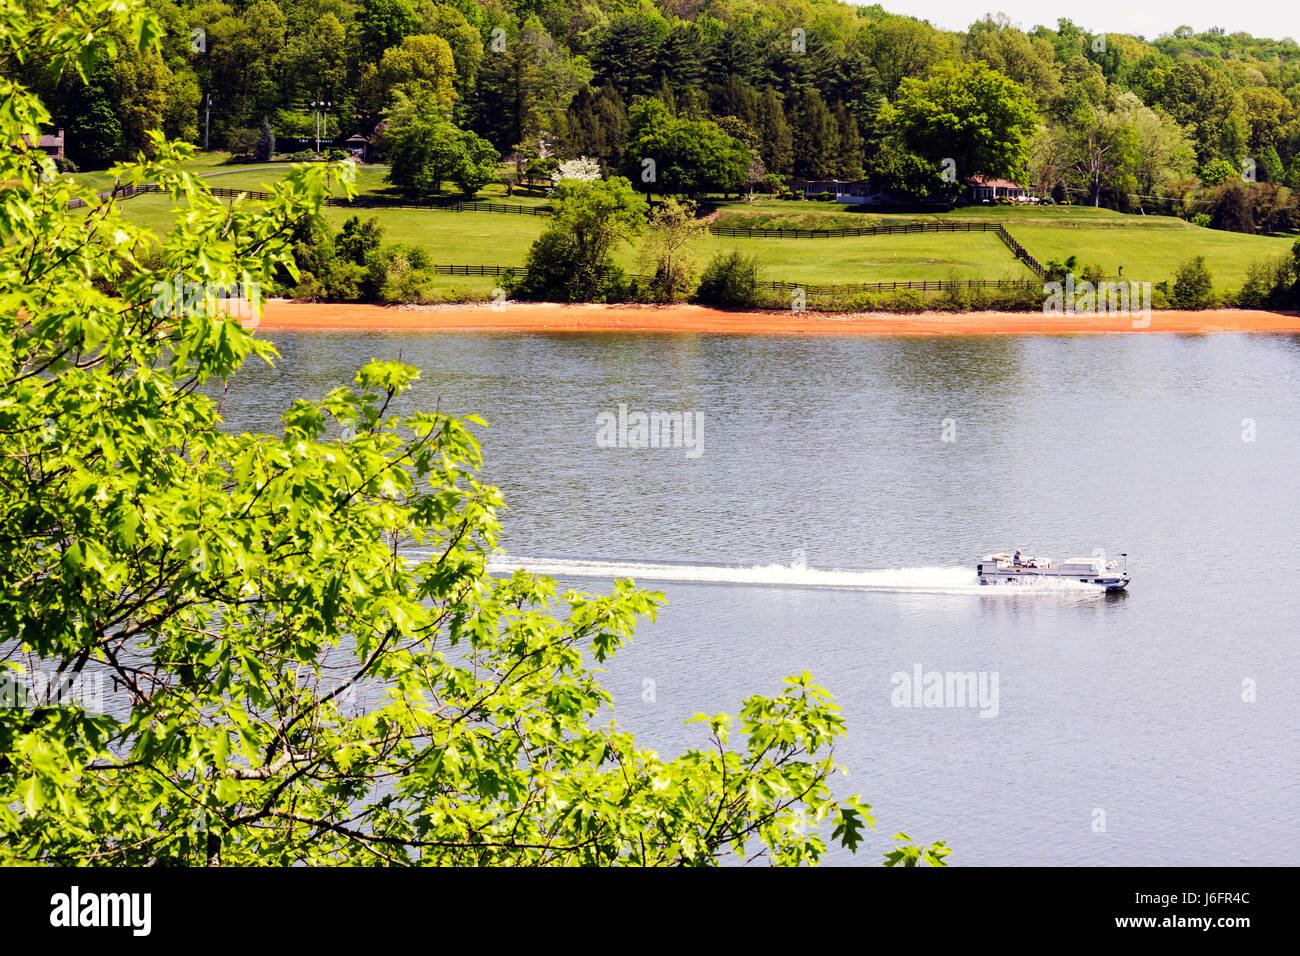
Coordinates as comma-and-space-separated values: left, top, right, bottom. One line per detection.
550, 156, 602, 187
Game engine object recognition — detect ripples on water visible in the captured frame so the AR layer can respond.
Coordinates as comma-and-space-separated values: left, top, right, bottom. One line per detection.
215, 330, 1300, 865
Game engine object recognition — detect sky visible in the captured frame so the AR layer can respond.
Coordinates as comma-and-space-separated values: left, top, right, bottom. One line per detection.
873, 2, 1300, 42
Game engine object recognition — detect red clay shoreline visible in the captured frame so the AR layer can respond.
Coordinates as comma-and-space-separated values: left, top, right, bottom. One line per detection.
250, 300, 1300, 336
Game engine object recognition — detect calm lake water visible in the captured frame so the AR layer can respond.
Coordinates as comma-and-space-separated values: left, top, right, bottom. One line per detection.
221, 329, 1300, 866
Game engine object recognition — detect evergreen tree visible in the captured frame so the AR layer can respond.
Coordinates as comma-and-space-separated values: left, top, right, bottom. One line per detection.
834, 106, 865, 180
475, 30, 545, 154
255, 116, 275, 161
755, 88, 793, 177
1260, 145, 1284, 183
790, 90, 838, 180
564, 82, 629, 172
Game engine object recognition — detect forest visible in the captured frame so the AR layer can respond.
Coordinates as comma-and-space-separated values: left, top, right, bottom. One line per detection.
23, 0, 1300, 230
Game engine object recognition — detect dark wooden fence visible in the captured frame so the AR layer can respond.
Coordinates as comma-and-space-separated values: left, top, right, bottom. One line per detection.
433, 264, 516, 276
993, 224, 1045, 278
427, 266, 1040, 295
327, 197, 551, 214
760, 278, 1041, 295
66, 182, 160, 209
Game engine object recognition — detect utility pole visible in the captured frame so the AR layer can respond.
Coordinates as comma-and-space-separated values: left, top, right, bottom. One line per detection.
203, 93, 210, 151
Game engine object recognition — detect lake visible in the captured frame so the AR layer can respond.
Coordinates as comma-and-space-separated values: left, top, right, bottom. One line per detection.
220, 329, 1300, 866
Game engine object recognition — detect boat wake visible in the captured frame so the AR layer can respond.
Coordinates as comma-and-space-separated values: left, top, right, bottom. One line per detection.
473, 555, 1108, 598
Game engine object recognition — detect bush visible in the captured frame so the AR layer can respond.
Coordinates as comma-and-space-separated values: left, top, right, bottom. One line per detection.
1235, 259, 1281, 308
363, 243, 434, 303
1169, 256, 1215, 309
326, 148, 348, 162
693, 250, 763, 308
1190, 212, 1211, 228
940, 269, 972, 311
226, 127, 258, 158
1234, 248, 1300, 309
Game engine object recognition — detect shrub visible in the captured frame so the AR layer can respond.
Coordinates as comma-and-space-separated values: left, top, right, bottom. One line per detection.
1190, 212, 1211, 228
1169, 256, 1215, 309
940, 270, 971, 310
1235, 259, 1280, 308
363, 243, 434, 302
693, 250, 763, 307
226, 127, 258, 158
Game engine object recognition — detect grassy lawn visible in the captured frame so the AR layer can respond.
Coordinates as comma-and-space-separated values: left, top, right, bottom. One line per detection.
1010, 219, 1297, 290
319, 206, 547, 263
69, 151, 232, 193
643, 231, 1029, 285
86, 156, 1297, 293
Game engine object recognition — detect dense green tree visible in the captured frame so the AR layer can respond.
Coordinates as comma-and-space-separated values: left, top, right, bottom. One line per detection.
282, 13, 350, 110
867, 143, 953, 200
693, 249, 764, 307
362, 33, 458, 116
474, 27, 545, 154
56, 63, 124, 168
591, 11, 670, 102
562, 82, 629, 172
357, 0, 421, 64
755, 88, 794, 177
1240, 87, 1295, 155
416, 2, 483, 97
886, 61, 1039, 182
1149, 59, 1246, 165
384, 100, 499, 196
833, 104, 865, 180
625, 97, 751, 197
854, 12, 954, 98
966, 17, 1063, 107
516, 176, 647, 300
789, 89, 839, 180
1169, 255, 1215, 308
